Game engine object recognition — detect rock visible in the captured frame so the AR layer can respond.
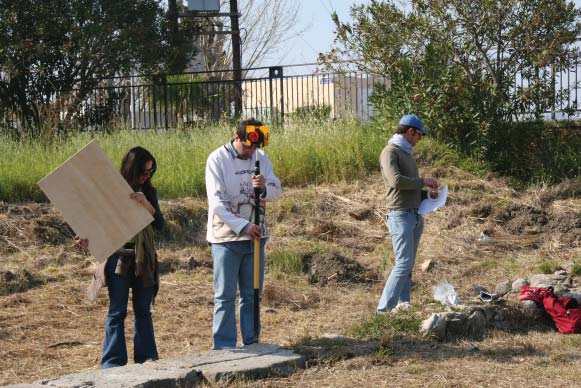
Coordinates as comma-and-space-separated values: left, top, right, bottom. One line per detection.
552, 271, 568, 282
530, 274, 554, 287
420, 313, 447, 340
467, 310, 487, 339
561, 277, 574, 288
445, 312, 468, 337
494, 280, 512, 297
481, 305, 497, 322
519, 300, 545, 320
553, 285, 567, 295
512, 278, 529, 293
494, 308, 508, 321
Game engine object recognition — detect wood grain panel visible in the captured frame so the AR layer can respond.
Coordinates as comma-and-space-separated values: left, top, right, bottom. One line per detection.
38, 141, 154, 263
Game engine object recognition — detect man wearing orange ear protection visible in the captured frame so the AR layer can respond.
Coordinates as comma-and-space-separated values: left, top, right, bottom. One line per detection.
205, 118, 282, 349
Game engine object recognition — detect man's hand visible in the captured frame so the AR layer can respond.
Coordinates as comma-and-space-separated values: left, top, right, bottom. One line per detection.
252, 174, 265, 189
245, 223, 263, 240
422, 178, 439, 190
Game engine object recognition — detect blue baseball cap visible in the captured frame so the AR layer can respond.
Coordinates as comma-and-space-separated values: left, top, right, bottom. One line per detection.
399, 114, 428, 136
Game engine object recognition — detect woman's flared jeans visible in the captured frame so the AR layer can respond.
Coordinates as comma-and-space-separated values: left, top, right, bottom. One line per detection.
102, 255, 158, 368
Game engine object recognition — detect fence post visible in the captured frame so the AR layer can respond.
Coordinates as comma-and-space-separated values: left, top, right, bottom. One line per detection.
551, 62, 556, 121
279, 68, 285, 126
162, 75, 169, 130
269, 66, 283, 125
152, 76, 158, 129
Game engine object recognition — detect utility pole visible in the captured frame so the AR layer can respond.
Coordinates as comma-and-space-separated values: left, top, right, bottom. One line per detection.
230, 0, 243, 118
168, 0, 179, 45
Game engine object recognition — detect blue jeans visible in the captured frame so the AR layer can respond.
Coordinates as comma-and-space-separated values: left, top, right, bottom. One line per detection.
211, 239, 266, 349
377, 210, 424, 312
102, 255, 158, 368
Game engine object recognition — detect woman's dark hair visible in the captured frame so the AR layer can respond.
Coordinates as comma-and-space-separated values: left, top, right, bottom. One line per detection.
120, 146, 157, 193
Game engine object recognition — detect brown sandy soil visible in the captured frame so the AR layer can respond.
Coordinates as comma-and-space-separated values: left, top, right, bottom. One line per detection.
0, 169, 580, 387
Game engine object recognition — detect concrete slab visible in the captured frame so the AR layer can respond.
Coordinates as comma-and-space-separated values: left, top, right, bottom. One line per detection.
197, 343, 306, 384
3, 343, 305, 388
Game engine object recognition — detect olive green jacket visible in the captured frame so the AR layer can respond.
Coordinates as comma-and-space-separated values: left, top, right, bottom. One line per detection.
379, 144, 424, 210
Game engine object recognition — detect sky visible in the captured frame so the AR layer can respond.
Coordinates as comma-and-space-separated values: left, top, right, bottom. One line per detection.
182, 0, 581, 73
174, 0, 372, 73
268, 0, 371, 69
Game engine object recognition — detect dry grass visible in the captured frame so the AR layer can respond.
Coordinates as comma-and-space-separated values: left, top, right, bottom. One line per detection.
1, 170, 580, 386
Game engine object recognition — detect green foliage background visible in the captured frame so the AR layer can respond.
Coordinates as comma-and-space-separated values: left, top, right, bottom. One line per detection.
324, 0, 581, 177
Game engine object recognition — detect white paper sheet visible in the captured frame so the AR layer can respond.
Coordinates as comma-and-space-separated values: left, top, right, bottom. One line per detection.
418, 185, 448, 215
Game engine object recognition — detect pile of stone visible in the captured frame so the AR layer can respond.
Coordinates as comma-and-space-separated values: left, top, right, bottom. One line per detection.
420, 270, 581, 341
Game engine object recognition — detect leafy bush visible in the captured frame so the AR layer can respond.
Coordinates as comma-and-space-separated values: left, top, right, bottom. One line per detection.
487, 121, 581, 183
287, 105, 332, 123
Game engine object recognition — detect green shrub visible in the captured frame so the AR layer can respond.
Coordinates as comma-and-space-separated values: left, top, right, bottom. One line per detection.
487, 121, 581, 183
287, 104, 332, 123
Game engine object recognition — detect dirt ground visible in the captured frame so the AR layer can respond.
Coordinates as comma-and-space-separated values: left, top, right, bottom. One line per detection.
0, 168, 580, 387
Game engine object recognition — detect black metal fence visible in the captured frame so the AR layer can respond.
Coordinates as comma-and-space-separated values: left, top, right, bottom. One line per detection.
2, 62, 581, 132
68, 66, 388, 130
513, 61, 581, 120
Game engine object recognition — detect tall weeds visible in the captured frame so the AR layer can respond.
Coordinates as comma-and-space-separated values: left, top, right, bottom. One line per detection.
0, 119, 387, 202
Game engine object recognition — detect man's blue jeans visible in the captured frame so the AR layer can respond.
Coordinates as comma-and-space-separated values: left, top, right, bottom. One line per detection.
102, 255, 158, 368
377, 210, 424, 312
211, 239, 266, 350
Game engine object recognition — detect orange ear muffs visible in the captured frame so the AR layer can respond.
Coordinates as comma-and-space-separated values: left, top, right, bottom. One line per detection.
244, 125, 270, 147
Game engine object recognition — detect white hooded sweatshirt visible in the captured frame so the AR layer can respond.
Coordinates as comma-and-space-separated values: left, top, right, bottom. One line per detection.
205, 142, 282, 243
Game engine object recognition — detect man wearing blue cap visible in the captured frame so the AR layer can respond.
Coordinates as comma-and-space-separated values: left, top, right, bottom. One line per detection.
377, 114, 439, 312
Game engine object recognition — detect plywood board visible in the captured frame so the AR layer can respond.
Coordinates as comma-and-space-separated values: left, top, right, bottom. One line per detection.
38, 140, 154, 263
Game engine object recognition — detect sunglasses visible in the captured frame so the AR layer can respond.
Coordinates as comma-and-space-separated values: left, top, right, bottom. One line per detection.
412, 128, 423, 137
141, 167, 156, 177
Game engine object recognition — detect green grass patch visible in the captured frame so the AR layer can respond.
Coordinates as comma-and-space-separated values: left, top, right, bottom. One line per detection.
0, 119, 390, 202
571, 262, 581, 277
352, 310, 421, 339
538, 259, 561, 274
266, 248, 305, 275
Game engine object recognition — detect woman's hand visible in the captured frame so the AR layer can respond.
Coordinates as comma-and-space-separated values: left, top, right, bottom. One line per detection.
130, 192, 156, 215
